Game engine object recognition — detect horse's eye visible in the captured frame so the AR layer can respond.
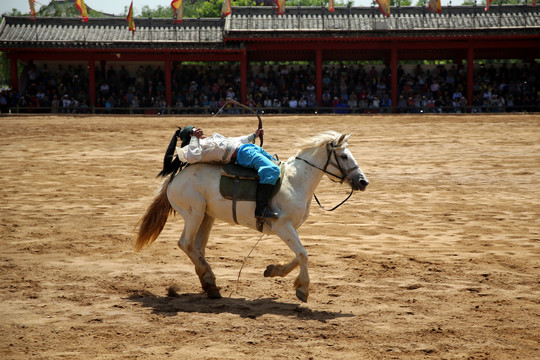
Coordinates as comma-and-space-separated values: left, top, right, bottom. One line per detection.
340, 154, 348, 160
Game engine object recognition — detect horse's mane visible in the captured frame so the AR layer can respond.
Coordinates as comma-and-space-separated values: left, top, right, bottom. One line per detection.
296, 131, 345, 151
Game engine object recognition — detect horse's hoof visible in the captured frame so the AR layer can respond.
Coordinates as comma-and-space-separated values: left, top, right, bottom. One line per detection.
206, 285, 222, 299
296, 289, 308, 303
264, 265, 274, 277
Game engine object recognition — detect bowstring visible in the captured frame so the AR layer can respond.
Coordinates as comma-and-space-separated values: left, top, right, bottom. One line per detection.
213, 99, 230, 117
229, 233, 266, 298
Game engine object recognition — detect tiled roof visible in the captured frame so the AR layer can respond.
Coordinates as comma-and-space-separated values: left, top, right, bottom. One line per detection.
0, 16, 225, 49
225, 5, 540, 36
0, 5, 538, 50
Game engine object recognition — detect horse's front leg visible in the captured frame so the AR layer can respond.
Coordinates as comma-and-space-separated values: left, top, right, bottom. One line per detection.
263, 257, 298, 278
272, 222, 310, 302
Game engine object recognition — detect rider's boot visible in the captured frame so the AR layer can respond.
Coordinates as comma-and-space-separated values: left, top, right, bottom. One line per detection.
255, 183, 279, 218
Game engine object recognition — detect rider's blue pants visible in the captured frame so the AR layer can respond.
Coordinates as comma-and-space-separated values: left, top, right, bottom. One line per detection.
236, 143, 280, 185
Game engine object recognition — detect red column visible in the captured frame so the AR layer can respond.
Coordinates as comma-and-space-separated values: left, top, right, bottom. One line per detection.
165, 54, 172, 108
240, 50, 247, 104
467, 45, 474, 108
88, 58, 95, 108
315, 48, 322, 106
10, 56, 19, 93
391, 44, 398, 113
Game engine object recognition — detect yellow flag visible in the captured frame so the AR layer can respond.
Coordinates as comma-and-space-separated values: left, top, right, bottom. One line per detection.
221, 0, 231, 18
276, 0, 285, 15
376, 0, 390, 17
127, 1, 136, 33
328, 0, 334, 12
75, 0, 89, 22
428, 0, 441, 14
171, 0, 183, 23
28, 0, 37, 19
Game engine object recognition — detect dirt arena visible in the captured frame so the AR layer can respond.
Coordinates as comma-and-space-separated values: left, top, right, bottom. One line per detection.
1, 113, 538, 359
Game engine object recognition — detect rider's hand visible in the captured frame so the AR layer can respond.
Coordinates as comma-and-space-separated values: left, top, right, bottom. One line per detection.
193, 128, 204, 138
255, 128, 264, 139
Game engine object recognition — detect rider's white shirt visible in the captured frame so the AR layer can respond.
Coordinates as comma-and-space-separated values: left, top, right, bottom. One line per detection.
177, 132, 255, 164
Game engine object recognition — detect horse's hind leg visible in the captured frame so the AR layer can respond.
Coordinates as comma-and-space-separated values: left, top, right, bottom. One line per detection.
178, 211, 220, 299
193, 213, 218, 297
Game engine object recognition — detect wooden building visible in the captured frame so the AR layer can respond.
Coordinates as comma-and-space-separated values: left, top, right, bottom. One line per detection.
0, 5, 538, 111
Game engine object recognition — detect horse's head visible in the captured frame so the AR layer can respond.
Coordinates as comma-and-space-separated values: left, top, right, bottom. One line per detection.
296, 131, 369, 192
325, 133, 369, 192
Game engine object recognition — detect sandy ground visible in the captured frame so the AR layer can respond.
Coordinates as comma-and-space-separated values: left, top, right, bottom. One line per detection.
0, 113, 539, 359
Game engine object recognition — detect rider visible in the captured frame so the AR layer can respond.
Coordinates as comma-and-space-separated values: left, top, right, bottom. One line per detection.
174, 125, 280, 219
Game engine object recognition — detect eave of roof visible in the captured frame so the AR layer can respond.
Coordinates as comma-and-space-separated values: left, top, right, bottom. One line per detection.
224, 6, 540, 34
224, 30, 540, 43
0, 16, 225, 49
0, 5, 538, 51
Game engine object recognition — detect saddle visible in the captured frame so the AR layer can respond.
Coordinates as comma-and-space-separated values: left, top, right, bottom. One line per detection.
219, 161, 284, 230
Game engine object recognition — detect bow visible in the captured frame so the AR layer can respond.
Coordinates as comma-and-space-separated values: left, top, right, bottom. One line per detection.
225, 98, 263, 147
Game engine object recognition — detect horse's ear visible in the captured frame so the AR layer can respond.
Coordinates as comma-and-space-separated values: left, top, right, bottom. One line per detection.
333, 133, 351, 147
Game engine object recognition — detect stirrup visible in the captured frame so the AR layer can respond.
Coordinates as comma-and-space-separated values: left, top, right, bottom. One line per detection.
256, 216, 266, 232
255, 207, 278, 232
255, 207, 279, 219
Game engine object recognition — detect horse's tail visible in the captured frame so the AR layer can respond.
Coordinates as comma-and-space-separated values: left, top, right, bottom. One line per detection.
135, 176, 174, 252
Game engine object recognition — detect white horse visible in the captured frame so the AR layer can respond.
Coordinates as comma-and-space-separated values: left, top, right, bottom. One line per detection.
136, 131, 369, 302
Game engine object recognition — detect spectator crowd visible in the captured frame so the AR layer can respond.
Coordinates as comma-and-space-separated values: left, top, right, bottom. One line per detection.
1, 60, 539, 115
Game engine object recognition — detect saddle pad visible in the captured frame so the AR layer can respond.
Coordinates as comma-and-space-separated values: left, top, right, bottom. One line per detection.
219, 162, 284, 201
219, 176, 258, 201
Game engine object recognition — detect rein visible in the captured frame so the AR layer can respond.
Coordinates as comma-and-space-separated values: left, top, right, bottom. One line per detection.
295, 144, 356, 212
313, 189, 354, 212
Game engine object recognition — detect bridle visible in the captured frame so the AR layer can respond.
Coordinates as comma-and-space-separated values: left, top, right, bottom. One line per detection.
295, 143, 358, 211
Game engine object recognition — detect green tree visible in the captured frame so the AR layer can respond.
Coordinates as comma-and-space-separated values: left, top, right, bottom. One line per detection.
1, 1, 106, 18
135, 0, 352, 19
186, 0, 259, 19
140, 4, 172, 18
3, 9, 23, 16
379, 0, 412, 6
462, 0, 526, 4
288, 0, 349, 5
134, 0, 258, 19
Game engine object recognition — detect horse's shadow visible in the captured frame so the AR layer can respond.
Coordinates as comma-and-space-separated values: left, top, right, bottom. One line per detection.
125, 287, 354, 322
